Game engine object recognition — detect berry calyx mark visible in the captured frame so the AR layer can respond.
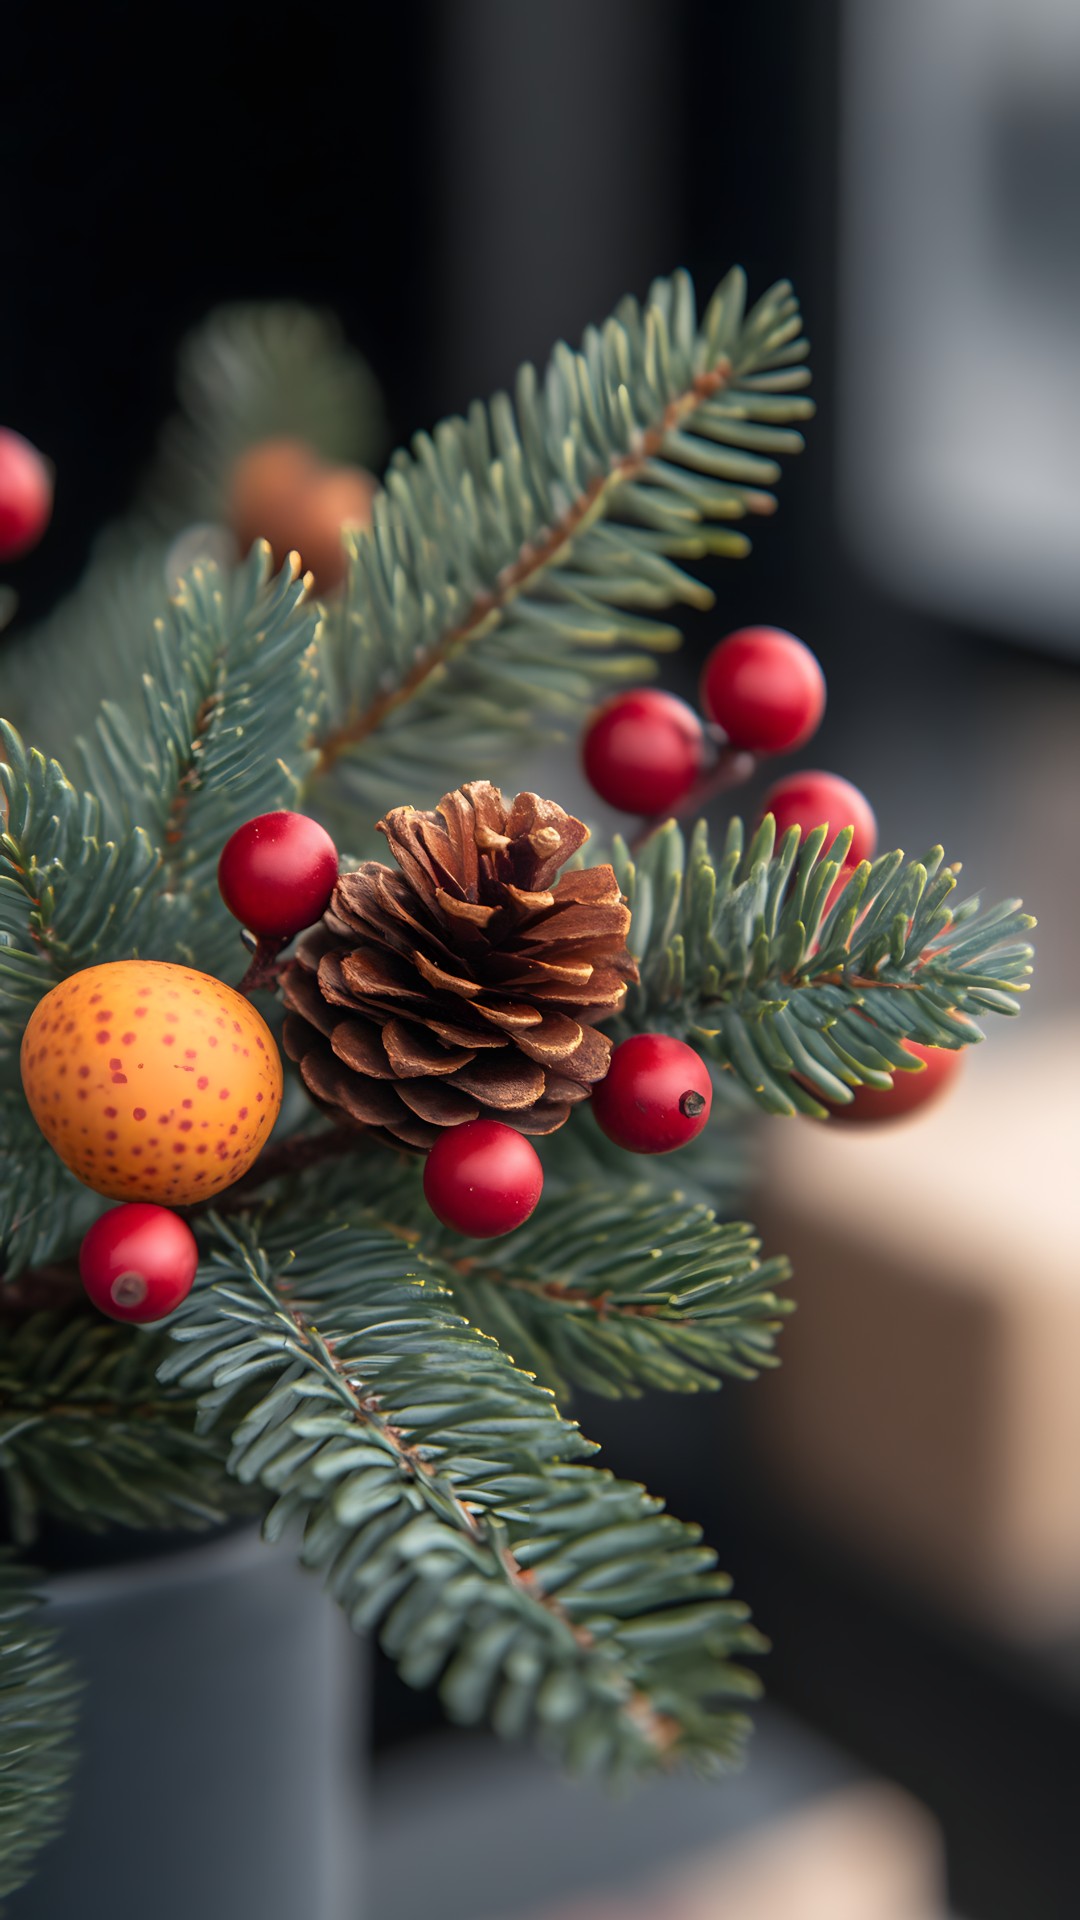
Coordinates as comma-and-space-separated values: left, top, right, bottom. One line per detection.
679, 1089, 706, 1118
111, 1270, 148, 1307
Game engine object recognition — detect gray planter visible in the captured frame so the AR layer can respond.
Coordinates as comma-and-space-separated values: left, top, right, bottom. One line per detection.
8, 1527, 365, 1920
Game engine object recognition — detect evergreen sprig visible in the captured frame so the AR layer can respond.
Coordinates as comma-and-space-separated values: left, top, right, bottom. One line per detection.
315, 268, 812, 822
79, 546, 322, 975
0, 546, 323, 1072
240, 1129, 789, 1406
612, 816, 1036, 1113
0, 1555, 80, 1906
160, 1217, 764, 1775
0, 260, 1039, 1851
0, 1093, 100, 1280
445, 1192, 791, 1402
0, 1308, 243, 1543
0, 725, 161, 1063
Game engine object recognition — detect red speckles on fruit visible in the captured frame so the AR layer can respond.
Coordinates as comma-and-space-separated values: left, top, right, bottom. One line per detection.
20, 960, 283, 1205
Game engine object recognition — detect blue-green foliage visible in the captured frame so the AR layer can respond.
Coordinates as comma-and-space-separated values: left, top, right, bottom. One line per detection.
0, 1555, 80, 1904
0, 270, 1038, 1804
160, 1216, 765, 1775
614, 816, 1036, 1114
77, 543, 323, 978
0, 724, 164, 1060
0, 1306, 241, 1540
317, 268, 813, 825
0, 546, 321, 1272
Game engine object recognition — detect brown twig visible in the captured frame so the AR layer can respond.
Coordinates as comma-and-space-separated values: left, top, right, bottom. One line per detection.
315, 362, 738, 772
237, 935, 287, 996
163, 692, 219, 863
629, 738, 757, 854
0, 1263, 83, 1317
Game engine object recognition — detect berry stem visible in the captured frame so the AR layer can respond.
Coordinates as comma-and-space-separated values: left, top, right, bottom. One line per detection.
629, 737, 756, 852
0, 1263, 83, 1316
238, 934, 287, 995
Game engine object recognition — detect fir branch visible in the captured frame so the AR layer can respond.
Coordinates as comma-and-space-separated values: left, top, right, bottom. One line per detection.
221, 1119, 781, 1404
313, 268, 813, 822
77, 545, 322, 959
0, 725, 163, 1063
0, 1094, 101, 1283
445, 1191, 790, 1402
160, 1219, 764, 1775
0, 1554, 80, 1905
611, 817, 1036, 1114
0, 547, 324, 1027
0, 1307, 243, 1543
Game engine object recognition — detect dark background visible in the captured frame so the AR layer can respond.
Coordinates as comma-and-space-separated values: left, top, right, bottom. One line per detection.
3, 5, 1077, 1916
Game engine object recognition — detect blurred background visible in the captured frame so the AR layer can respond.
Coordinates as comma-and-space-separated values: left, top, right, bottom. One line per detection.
3, 2, 1078, 1916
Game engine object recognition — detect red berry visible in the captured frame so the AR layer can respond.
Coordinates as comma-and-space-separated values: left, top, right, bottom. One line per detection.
582, 689, 704, 816
815, 1039, 964, 1125
79, 1204, 199, 1323
700, 626, 826, 754
423, 1119, 544, 1238
591, 1034, 712, 1155
760, 770, 877, 866
0, 428, 53, 561
218, 811, 339, 940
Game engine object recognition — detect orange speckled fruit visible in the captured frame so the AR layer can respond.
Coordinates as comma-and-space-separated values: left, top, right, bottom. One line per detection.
20, 960, 283, 1204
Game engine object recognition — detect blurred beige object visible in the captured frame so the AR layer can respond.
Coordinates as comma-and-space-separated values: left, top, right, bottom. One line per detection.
511, 1783, 944, 1920
750, 1018, 1080, 1640
666, 1783, 943, 1920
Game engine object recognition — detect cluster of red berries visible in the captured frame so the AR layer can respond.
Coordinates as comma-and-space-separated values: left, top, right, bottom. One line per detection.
581, 625, 878, 877
423, 1033, 713, 1239
71, 735, 960, 1318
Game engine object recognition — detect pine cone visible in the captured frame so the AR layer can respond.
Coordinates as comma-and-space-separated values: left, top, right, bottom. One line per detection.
281, 782, 637, 1149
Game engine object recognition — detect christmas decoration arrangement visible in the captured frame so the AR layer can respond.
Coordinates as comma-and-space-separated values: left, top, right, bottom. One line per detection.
0, 270, 1034, 1898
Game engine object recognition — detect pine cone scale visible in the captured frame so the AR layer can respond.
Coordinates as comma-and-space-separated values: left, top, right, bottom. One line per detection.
281, 782, 637, 1147
381, 1020, 476, 1077
412, 949, 487, 1001
397, 1079, 480, 1126
445, 1054, 547, 1109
